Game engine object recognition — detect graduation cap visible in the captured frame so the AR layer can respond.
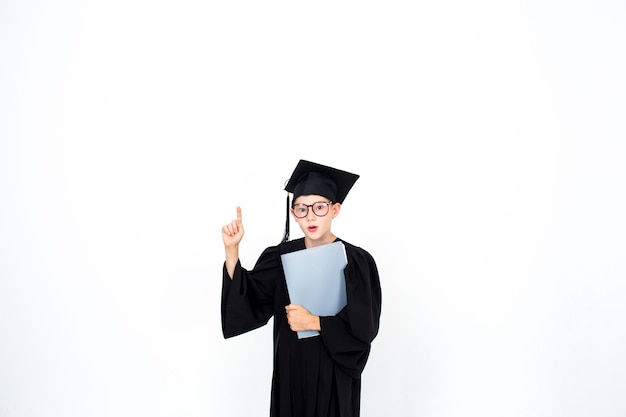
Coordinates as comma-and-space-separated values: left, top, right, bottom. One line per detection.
281, 160, 359, 243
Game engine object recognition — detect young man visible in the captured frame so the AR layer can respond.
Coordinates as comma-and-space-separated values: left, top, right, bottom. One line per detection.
221, 160, 382, 417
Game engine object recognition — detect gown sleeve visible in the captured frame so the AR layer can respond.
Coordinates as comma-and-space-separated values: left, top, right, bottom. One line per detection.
319, 243, 382, 379
221, 246, 281, 338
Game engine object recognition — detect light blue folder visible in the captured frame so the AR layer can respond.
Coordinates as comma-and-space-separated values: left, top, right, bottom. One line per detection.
281, 241, 348, 339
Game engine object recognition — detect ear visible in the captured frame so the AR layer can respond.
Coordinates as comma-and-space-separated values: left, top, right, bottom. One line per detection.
331, 202, 341, 218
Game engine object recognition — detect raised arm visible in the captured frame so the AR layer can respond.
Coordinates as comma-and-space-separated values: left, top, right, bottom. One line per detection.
222, 206, 244, 278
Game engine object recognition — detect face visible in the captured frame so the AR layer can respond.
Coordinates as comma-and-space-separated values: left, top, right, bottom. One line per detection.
291, 194, 341, 246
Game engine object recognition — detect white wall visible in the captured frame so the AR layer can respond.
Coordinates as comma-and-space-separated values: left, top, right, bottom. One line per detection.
1, 1, 625, 416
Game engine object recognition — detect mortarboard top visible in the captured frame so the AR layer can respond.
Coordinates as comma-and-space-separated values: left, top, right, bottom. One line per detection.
284, 159, 360, 204
281, 160, 359, 243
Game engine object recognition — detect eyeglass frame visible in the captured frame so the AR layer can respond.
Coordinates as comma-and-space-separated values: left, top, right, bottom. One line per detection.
291, 201, 334, 218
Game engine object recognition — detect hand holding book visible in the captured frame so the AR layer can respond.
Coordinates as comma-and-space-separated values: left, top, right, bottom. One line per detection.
285, 304, 321, 333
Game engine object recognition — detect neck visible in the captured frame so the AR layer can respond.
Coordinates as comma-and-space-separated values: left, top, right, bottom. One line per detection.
305, 233, 336, 249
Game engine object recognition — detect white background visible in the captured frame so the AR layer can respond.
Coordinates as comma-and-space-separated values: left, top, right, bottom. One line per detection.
1, 1, 625, 416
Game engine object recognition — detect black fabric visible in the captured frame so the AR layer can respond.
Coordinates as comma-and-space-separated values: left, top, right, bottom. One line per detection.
292, 171, 338, 203
221, 238, 382, 417
284, 160, 359, 204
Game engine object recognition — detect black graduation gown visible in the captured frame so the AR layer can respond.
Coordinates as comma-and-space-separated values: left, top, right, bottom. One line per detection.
221, 238, 382, 417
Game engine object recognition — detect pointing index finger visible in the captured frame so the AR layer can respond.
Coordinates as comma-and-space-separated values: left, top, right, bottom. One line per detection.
236, 206, 242, 223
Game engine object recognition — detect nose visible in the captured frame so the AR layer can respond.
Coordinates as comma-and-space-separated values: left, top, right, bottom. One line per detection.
306, 207, 317, 221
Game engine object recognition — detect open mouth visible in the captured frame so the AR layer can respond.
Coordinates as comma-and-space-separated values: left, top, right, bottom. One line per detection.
307, 226, 318, 233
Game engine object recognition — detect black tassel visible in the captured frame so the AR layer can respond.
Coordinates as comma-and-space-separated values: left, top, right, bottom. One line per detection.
281, 193, 290, 243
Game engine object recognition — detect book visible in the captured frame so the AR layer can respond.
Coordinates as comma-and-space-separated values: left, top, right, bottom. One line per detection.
281, 241, 348, 339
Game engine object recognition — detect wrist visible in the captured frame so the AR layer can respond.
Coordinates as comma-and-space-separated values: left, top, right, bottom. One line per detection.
225, 246, 239, 262
311, 315, 321, 332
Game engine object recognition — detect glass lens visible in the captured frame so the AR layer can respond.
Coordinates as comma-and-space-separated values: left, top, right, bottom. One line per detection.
312, 202, 329, 216
293, 204, 309, 218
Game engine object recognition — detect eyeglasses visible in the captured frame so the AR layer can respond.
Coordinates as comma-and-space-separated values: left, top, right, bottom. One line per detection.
292, 201, 333, 218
